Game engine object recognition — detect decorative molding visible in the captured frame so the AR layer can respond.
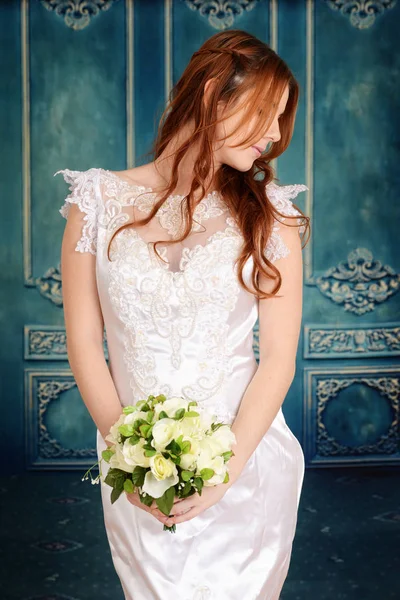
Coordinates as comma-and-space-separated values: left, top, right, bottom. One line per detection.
304, 323, 400, 358
304, 366, 400, 465
25, 370, 98, 469
325, 0, 397, 30
317, 376, 399, 456
37, 379, 97, 459
315, 248, 400, 315
184, 0, 262, 30
24, 325, 108, 360
40, 0, 120, 31
34, 263, 63, 306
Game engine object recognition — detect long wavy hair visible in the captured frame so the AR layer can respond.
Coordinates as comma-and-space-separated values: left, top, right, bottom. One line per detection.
106, 29, 310, 300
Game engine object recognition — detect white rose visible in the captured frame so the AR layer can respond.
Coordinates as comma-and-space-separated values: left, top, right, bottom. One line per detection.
142, 454, 179, 498
174, 417, 200, 439
124, 410, 150, 425
156, 396, 190, 418
207, 425, 237, 456
179, 436, 200, 471
105, 413, 126, 445
121, 438, 150, 468
151, 418, 178, 451
108, 442, 134, 473
196, 448, 227, 486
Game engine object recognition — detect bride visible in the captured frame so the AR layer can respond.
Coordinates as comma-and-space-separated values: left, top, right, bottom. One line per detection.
57, 28, 310, 600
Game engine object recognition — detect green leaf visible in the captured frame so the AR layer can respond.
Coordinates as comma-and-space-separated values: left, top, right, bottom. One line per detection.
155, 485, 176, 516
165, 439, 181, 455
222, 450, 233, 462
131, 466, 146, 487
181, 470, 194, 482
146, 410, 154, 423
182, 481, 192, 495
181, 441, 191, 453
139, 423, 151, 437
194, 477, 204, 494
111, 487, 124, 504
104, 468, 125, 488
118, 424, 134, 437
185, 410, 199, 418
129, 434, 141, 445
140, 492, 154, 507
188, 401, 198, 409
223, 471, 229, 484
101, 449, 114, 463
200, 468, 215, 481
122, 406, 136, 415
124, 479, 134, 493
155, 394, 166, 402
144, 449, 157, 457
159, 410, 169, 419
174, 408, 186, 420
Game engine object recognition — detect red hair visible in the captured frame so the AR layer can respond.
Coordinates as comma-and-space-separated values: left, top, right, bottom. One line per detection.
107, 29, 310, 300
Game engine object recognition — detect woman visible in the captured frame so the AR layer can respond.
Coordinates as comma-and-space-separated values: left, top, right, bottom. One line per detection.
56, 28, 310, 600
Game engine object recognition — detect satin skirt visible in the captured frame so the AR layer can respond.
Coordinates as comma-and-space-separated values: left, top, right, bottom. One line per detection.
95, 407, 304, 600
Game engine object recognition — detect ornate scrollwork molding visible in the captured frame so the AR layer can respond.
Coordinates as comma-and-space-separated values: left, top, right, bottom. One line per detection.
315, 248, 400, 315
34, 262, 63, 306
184, 0, 261, 30
305, 325, 400, 358
325, 0, 397, 29
24, 325, 108, 360
37, 379, 97, 459
317, 375, 399, 456
40, 0, 119, 31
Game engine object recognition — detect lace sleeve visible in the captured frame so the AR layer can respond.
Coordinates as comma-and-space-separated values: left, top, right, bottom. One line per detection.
264, 181, 308, 263
54, 167, 100, 255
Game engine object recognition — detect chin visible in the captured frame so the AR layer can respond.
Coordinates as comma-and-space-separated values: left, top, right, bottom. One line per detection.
223, 157, 254, 172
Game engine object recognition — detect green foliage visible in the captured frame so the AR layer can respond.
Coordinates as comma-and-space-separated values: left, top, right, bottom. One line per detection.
155, 485, 176, 516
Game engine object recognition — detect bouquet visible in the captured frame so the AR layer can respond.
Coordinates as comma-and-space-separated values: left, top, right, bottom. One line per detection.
82, 394, 237, 532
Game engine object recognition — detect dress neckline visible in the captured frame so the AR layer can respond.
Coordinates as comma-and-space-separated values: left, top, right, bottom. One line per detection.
103, 168, 223, 208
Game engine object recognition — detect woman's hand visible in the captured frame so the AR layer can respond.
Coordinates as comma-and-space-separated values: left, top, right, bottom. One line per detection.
163, 483, 230, 527
125, 489, 186, 524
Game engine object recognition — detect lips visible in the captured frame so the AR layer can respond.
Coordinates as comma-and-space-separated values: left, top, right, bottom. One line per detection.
252, 146, 262, 156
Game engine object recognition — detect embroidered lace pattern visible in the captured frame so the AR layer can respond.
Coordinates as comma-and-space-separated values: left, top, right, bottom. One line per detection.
265, 181, 308, 263
55, 167, 100, 255
55, 168, 307, 422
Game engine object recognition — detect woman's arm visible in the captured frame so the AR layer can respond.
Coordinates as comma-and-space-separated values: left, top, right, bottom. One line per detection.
61, 202, 123, 444
227, 215, 303, 485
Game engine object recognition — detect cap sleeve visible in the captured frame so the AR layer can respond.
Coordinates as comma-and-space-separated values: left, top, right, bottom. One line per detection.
54, 168, 100, 255
264, 181, 308, 263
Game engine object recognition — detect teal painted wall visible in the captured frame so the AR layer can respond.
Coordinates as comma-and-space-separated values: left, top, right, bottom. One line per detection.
1, 0, 399, 474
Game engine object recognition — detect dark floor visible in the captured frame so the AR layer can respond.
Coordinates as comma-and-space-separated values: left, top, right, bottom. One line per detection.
0, 466, 399, 600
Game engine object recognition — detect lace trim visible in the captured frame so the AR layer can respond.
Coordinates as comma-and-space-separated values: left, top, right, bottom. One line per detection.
101, 169, 228, 238
55, 167, 99, 255
107, 221, 243, 423
265, 181, 308, 262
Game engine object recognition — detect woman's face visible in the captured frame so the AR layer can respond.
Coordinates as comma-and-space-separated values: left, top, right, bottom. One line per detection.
213, 84, 289, 171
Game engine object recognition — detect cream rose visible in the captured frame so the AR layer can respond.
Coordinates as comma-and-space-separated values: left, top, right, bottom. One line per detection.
151, 418, 179, 451
142, 454, 179, 498
154, 396, 190, 419
196, 448, 228, 486
206, 425, 237, 457
105, 413, 126, 445
108, 442, 134, 473
121, 437, 150, 468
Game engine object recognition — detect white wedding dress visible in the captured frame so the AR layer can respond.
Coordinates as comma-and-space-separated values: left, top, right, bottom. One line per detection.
56, 167, 307, 600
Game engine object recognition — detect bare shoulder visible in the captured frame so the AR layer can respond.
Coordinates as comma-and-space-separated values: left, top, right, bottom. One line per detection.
109, 163, 159, 189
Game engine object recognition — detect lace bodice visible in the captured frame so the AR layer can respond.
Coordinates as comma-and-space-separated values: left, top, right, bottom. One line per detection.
55, 167, 308, 422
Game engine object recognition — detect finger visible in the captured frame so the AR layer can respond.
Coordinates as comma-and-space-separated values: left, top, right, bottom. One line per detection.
165, 506, 199, 526
169, 503, 193, 516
